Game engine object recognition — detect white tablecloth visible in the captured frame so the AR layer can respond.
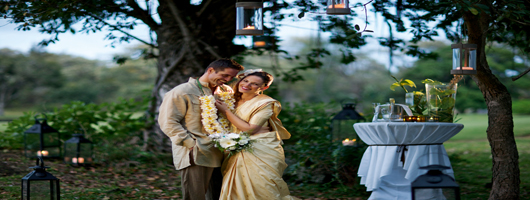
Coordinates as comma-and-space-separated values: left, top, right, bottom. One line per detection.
354, 122, 463, 200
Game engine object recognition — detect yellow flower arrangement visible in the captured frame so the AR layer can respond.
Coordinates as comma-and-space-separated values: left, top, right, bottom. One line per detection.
199, 92, 235, 135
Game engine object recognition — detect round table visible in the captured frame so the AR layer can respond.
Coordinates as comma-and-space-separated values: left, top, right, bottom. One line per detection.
354, 122, 463, 200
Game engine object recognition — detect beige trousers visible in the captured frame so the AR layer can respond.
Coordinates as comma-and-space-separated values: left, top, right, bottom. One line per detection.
180, 150, 222, 200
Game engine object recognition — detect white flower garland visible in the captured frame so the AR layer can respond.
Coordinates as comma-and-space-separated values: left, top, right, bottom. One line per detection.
199, 91, 235, 135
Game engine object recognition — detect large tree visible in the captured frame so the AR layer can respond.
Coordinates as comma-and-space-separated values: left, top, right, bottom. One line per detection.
3, 0, 530, 198
371, 0, 530, 199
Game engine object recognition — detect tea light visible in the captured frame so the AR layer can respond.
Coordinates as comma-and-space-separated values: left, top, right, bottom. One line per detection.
37, 150, 49, 156
243, 26, 256, 30
328, 3, 346, 8
72, 157, 85, 164
405, 116, 418, 122
427, 116, 439, 122
416, 116, 426, 122
342, 138, 356, 146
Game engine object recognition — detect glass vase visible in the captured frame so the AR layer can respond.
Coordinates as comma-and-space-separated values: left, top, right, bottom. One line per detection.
426, 83, 458, 122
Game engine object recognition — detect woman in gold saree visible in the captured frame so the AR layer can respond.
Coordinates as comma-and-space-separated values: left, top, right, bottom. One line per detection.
215, 70, 298, 200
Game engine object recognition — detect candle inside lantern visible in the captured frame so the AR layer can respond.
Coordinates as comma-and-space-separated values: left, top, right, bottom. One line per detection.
342, 138, 356, 146
254, 41, 266, 47
72, 157, 85, 164
457, 66, 474, 70
243, 26, 255, 30
37, 150, 49, 156
328, 3, 346, 8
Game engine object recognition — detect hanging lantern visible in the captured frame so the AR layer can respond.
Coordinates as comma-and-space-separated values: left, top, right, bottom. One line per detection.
411, 165, 461, 200
252, 35, 272, 49
64, 134, 94, 166
327, 0, 351, 15
21, 157, 61, 200
451, 43, 477, 75
24, 115, 61, 158
331, 102, 366, 147
236, 1, 264, 35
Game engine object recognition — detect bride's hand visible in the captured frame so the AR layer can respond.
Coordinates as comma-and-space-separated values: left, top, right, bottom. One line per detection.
215, 100, 229, 112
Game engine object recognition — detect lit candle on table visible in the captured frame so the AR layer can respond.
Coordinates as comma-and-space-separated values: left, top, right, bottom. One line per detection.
328, 4, 346, 8
37, 150, 49, 156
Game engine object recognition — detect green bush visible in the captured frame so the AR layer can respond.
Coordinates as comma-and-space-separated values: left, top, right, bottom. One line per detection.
1, 97, 154, 164
513, 99, 530, 114
279, 102, 366, 188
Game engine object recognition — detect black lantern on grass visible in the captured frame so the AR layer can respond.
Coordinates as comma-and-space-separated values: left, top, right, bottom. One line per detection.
64, 134, 94, 166
236, 1, 264, 35
411, 165, 460, 200
451, 43, 477, 75
24, 115, 61, 158
331, 102, 366, 146
21, 157, 60, 200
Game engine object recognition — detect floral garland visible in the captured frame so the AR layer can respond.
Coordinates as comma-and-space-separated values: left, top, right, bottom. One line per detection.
199, 91, 235, 135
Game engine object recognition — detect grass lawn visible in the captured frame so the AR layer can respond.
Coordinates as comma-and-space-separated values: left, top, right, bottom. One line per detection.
1, 111, 530, 199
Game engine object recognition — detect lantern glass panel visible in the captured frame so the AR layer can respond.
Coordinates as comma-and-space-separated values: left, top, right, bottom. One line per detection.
26, 180, 57, 199
413, 188, 459, 200
328, 0, 348, 8
452, 48, 460, 70
468, 49, 476, 69
236, 2, 263, 35
24, 132, 61, 158
332, 119, 360, 142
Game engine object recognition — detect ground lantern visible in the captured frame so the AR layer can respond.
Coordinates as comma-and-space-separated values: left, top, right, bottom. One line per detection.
451, 43, 477, 75
21, 157, 60, 200
24, 115, 61, 158
64, 134, 94, 166
411, 165, 460, 200
236, 1, 263, 35
331, 102, 366, 147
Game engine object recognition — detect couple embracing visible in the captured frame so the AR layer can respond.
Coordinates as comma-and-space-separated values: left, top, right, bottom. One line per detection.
158, 58, 299, 200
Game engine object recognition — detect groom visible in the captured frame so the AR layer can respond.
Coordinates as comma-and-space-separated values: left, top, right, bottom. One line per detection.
158, 58, 244, 200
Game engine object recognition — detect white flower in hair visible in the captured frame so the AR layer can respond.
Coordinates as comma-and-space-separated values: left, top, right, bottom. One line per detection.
243, 69, 263, 76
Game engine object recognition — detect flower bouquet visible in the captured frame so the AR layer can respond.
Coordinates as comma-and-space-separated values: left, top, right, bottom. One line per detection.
208, 132, 254, 157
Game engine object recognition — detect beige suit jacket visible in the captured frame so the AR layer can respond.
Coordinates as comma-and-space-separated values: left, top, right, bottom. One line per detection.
158, 77, 230, 170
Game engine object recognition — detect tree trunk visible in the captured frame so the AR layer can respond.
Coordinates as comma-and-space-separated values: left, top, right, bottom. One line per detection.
142, 0, 245, 152
464, 7, 520, 200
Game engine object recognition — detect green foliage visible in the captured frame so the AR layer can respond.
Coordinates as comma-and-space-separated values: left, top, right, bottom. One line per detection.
513, 99, 530, 115
390, 75, 416, 93
279, 102, 365, 186
2, 97, 153, 163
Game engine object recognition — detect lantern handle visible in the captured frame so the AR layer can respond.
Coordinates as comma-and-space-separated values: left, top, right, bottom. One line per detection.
339, 99, 357, 106
33, 113, 48, 123
36, 156, 45, 167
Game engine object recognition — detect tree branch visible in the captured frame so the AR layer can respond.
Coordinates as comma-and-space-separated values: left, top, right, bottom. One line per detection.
197, 0, 213, 17
84, 12, 157, 48
126, 0, 161, 30
512, 67, 530, 81
153, 48, 188, 94
198, 39, 221, 59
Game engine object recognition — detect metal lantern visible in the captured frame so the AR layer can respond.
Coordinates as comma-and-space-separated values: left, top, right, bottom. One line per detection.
236, 1, 263, 35
327, 0, 351, 15
411, 165, 460, 200
331, 102, 366, 146
24, 115, 61, 158
64, 134, 94, 166
252, 35, 272, 49
21, 157, 60, 200
451, 43, 477, 75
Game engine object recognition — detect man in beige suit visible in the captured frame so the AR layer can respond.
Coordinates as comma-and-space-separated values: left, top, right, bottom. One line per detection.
158, 58, 244, 200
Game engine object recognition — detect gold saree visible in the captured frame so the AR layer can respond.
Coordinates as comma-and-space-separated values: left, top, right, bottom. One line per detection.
219, 95, 298, 200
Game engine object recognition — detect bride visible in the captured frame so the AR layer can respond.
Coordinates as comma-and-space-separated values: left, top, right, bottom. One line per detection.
214, 70, 299, 200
